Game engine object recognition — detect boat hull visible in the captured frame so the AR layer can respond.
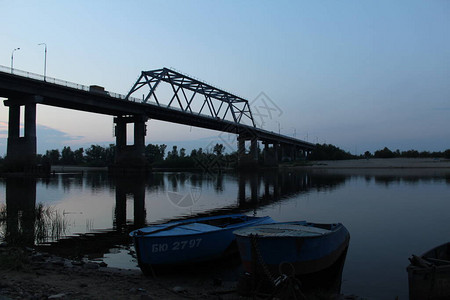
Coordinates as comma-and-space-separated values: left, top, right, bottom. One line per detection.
131, 214, 273, 269
407, 242, 450, 300
234, 222, 350, 276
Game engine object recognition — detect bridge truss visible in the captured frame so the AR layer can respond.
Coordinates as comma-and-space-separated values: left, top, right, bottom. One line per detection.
125, 68, 256, 127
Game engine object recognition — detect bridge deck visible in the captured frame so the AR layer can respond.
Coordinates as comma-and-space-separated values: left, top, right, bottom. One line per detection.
0, 66, 314, 149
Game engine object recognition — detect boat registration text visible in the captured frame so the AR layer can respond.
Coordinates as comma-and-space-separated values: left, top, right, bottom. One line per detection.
152, 238, 202, 252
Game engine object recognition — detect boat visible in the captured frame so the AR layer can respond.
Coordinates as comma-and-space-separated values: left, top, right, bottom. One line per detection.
129, 214, 273, 273
233, 221, 350, 276
407, 242, 450, 300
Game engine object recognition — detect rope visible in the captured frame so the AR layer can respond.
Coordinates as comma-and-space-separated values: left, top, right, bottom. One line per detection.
250, 234, 276, 284
249, 234, 306, 300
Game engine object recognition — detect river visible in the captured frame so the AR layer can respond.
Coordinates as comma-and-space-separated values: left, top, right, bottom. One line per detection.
0, 167, 449, 299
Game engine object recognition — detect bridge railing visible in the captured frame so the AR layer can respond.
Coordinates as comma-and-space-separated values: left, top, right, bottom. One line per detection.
0, 64, 146, 102
0, 64, 225, 116
0, 65, 90, 91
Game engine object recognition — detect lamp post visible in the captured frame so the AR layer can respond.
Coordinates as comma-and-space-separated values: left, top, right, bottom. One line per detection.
38, 43, 47, 81
11, 48, 20, 73
276, 121, 282, 134
291, 127, 296, 138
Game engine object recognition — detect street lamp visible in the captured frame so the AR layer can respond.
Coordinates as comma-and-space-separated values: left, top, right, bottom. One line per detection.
38, 43, 47, 81
276, 121, 282, 134
11, 48, 20, 73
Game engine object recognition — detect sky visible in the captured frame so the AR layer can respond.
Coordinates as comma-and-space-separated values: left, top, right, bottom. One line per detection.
0, 0, 449, 156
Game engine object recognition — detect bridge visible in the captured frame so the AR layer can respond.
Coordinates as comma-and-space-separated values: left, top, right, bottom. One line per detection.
0, 65, 314, 171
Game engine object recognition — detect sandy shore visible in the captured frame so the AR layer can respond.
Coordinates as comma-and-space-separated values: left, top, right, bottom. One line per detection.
51, 158, 450, 173
304, 158, 450, 169
51, 166, 108, 172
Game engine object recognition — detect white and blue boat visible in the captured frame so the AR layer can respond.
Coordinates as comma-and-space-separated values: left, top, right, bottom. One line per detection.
233, 221, 350, 276
130, 214, 273, 273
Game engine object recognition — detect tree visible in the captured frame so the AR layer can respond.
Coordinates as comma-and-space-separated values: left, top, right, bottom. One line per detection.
167, 146, 179, 160
85, 145, 106, 166
145, 144, 167, 163
105, 144, 115, 165
73, 148, 84, 165
374, 147, 395, 158
309, 144, 355, 160
364, 151, 372, 158
213, 144, 225, 156
61, 146, 75, 165
401, 150, 419, 158
180, 148, 186, 158
444, 149, 450, 159
46, 149, 61, 165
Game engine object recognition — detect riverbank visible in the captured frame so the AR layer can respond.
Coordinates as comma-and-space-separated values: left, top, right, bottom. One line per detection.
0, 246, 237, 300
49, 158, 450, 174
301, 157, 450, 169
0, 246, 364, 300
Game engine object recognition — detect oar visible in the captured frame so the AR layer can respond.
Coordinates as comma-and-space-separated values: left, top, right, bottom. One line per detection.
423, 257, 450, 266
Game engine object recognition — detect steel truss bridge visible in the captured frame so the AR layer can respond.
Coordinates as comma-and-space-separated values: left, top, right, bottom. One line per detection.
0, 65, 314, 169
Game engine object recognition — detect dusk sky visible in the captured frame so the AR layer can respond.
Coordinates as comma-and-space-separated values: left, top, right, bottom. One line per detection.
1, 0, 449, 156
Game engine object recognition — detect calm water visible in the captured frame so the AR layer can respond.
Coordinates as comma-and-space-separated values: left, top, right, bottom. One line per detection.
1, 168, 449, 299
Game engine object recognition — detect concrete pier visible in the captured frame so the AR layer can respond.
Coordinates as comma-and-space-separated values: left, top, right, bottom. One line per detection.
112, 115, 149, 174
4, 97, 40, 172
237, 135, 260, 169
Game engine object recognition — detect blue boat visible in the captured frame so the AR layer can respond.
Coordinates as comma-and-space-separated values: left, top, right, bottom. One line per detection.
233, 221, 350, 276
130, 214, 273, 273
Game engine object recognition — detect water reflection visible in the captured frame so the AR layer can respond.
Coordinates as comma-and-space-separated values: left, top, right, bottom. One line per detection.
1, 169, 448, 248
0, 168, 449, 298
113, 176, 146, 231
0, 170, 349, 248
3, 178, 36, 246
1, 178, 68, 246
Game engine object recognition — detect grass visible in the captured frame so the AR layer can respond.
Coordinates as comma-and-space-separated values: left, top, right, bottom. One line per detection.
0, 203, 68, 246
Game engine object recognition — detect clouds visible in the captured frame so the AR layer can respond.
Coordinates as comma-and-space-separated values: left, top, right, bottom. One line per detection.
0, 122, 85, 156
0, 1, 449, 155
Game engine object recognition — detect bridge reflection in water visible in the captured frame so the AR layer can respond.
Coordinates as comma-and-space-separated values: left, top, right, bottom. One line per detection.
0, 170, 349, 296
3, 178, 36, 246
0, 171, 348, 249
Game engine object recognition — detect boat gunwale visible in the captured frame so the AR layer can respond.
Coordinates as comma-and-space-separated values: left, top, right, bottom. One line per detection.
233, 222, 345, 239
407, 241, 450, 272
131, 215, 273, 238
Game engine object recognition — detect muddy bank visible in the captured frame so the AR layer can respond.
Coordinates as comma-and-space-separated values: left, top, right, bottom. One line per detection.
0, 247, 364, 300
0, 247, 237, 300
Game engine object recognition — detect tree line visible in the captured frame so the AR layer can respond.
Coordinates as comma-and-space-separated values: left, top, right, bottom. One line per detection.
309, 144, 450, 161
1, 143, 448, 169
29, 143, 234, 169
365, 147, 450, 159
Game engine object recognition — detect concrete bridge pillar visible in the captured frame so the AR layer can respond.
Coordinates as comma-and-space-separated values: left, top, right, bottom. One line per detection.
250, 138, 258, 161
237, 137, 245, 157
4, 97, 39, 172
280, 144, 296, 162
112, 115, 148, 173
262, 142, 278, 167
280, 144, 287, 162
237, 135, 259, 169
292, 146, 297, 161
237, 136, 246, 168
